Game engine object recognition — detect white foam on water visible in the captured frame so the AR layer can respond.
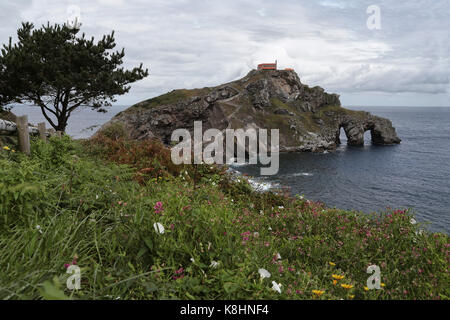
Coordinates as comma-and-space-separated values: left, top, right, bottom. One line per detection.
248, 178, 275, 192
292, 172, 313, 177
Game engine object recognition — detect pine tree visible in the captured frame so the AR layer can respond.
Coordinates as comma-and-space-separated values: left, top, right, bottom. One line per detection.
0, 22, 149, 132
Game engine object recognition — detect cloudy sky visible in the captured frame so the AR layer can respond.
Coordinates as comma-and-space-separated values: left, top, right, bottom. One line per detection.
1, 0, 449, 107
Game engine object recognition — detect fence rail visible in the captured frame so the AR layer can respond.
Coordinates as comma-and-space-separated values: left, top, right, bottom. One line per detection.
0, 118, 40, 135
0, 115, 59, 155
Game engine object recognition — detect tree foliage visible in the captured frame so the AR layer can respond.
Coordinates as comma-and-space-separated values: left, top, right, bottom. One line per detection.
0, 22, 148, 131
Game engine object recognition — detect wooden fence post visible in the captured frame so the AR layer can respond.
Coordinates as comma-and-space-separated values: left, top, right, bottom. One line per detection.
17, 115, 30, 155
38, 122, 47, 142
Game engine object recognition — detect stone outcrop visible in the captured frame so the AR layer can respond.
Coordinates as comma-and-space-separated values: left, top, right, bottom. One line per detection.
99, 69, 401, 152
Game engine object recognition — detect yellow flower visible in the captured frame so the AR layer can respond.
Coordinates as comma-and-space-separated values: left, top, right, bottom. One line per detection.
12, 150, 15, 153
332, 280, 338, 285
332, 274, 345, 280
381, 283, 386, 287
329, 262, 336, 266
349, 294, 355, 299
3, 146, 10, 151
312, 290, 325, 296
364, 286, 369, 291
341, 284, 354, 289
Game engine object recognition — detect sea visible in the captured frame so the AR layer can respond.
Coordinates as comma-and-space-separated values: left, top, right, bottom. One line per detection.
10, 104, 450, 234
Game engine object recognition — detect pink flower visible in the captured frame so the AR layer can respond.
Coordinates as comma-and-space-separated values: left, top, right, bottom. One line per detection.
64, 256, 78, 269
154, 201, 164, 214
175, 267, 184, 274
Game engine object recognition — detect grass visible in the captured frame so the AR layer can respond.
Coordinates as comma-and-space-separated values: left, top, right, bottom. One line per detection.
121, 88, 212, 115
0, 134, 448, 300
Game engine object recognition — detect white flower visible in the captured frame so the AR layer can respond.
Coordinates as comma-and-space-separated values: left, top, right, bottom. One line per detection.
271, 281, 282, 293
190, 257, 195, 263
278, 206, 284, 210
212, 182, 216, 186
258, 268, 271, 279
153, 222, 165, 234
268, 226, 272, 231
410, 218, 417, 225
36, 225, 43, 234
276, 253, 281, 260
210, 261, 219, 268
253, 232, 259, 237
415, 229, 424, 236
96, 194, 99, 199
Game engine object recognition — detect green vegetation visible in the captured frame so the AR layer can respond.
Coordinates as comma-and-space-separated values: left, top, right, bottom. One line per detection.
127, 88, 211, 113
0, 134, 448, 300
0, 22, 148, 132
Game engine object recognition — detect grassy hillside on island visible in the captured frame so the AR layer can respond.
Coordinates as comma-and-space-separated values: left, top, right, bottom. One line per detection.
0, 131, 448, 300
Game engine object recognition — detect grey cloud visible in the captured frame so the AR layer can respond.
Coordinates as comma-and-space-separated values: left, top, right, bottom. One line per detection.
0, 0, 448, 106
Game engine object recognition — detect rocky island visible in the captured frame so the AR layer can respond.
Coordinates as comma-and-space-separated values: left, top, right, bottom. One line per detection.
101, 69, 401, 152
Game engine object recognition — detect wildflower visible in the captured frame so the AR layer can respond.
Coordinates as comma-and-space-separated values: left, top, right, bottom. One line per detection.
341, 284, 353, 289
154, 201, 164, 214
271, 281, 282, 294
276, 253, 281, 260
312, 290, 325, 297
258, 268, 271, 279
332, 280, 338, 286
2, 146, 10, 151
349, 294, 355, 299
153, 222, 165, 234
190, 257, 195, 263
36, 225, 43, 234
174, 267, 184, 274
329, 262, 336, 266
332, 274, 345, 280
364, 286, 369, 291
210, 261, 219, 268
380, 283, 386, 287
410, 218, 417, 225
64, 254, 78, 269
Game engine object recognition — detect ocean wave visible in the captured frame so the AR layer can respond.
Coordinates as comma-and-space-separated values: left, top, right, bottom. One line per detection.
292, 172, 313, 177
226, 167, 278, 192
247, 178, 279, 192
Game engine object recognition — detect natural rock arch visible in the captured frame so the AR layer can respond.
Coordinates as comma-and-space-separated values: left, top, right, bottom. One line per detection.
337, 115, 401, 146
